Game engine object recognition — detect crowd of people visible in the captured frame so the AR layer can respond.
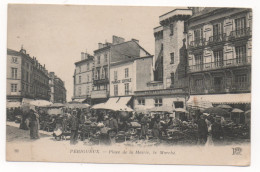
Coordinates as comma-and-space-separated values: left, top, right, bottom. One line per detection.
7, 106, 240, 146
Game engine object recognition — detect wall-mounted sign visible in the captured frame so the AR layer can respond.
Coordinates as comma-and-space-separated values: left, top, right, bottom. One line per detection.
122, 78, 131, 83
111, 80, 121, 84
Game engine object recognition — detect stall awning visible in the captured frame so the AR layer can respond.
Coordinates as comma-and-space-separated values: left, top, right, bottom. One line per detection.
73, 98, 86, 103
106, 97, 120, 106
188, 93, 251, 105
7, 102, 21, 108
117, 96, 132, 106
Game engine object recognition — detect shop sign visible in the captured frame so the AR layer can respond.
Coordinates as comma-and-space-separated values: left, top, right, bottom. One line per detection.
122, 78, 131, 83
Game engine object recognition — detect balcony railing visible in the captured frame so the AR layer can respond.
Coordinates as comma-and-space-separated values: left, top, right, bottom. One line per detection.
135, 88, 186, 96
208, 33, 227, 45
189, 38, 206, 49
188, 57, 251, 73
93, 78, 109, 85
229, 27, 251, 40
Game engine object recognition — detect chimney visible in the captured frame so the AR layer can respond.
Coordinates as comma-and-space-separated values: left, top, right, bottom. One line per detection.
112, 35, 125, 45
81, 52, 85, 60
98, 43, 103, 49
131, 38, 139, 43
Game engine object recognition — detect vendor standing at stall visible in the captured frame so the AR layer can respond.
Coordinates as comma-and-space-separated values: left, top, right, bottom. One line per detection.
29, 107, 40, 139
70, 110, 79, 145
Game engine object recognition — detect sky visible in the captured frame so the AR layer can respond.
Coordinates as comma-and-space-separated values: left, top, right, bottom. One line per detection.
7, 4, 175, 101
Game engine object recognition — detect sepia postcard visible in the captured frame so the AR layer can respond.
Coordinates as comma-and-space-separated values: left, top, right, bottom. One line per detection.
6, 4, 251, 166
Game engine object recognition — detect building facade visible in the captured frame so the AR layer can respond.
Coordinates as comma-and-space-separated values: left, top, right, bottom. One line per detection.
7, 48, 51, 103
186, 7, 252, 110
49, 72, 67, 103
91, 35, 151, 105
134, 9, 192, 110
73, 52, 94, 104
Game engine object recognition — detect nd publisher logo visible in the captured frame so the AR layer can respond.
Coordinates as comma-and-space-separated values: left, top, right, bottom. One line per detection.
232, 147, 242, 155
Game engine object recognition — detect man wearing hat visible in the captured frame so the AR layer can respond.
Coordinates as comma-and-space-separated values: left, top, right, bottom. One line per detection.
197, 114, 208, 145
70, 110, 79, 145
211, 116, 224, 145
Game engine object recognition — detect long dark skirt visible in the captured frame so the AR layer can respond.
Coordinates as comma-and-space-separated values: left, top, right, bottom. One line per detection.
30, 121, 39, 139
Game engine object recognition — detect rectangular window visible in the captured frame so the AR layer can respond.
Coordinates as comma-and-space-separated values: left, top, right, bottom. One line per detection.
195, 54, 203, 64
195, 79, 203, 87
125, 83, 129, 95
114, 85, 118, 96
125, 68, 129, 78
97, 56, 101, 64
101, 67, 105, 79
213, 23, 223, 36
79, 66, 81, 73
114, 71, 118, 80
11, 68, 18, 79
214, 50, 223, 67
87, 75, 89, 82
235, 45, 246, 64
170, 23, 174, 35
174, 101, 184, 108
138, 99, 145, 105
104, 54, 108, 63
235, 17, 246, 31
104, 67, 108, 79
12, 57, 18, 63
194, 28, 203, 42
78, 87, 81, 95
170, 52, 174, 64
154, 98, 163, 107
97, 68, 101, 80
235, 74, 248, 89
92, 68, 95, 79
11, 84, 17, 92
87, 63, 89, 71
171, 73, 175, 85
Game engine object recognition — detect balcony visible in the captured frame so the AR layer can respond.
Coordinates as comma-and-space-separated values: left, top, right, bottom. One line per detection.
229, 27, 251, 41
208, 33, 227, 45
188, 57, 251, 73
189, 38, 206, 49
146, 81, 164, 90
135, 88, 186, 96
91, 90, 108, 99
93, 78, 109, 85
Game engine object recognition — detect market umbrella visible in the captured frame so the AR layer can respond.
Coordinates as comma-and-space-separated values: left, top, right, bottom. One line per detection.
202, 107, 229, 116
48, 103, 64, 108
174, 108, 188, 113
149, 106, 174, 113
245, 110, 251, 115
134, 105, 153, 113
65, 103, 89, 109
30, 100, 52, 107
231, 108, 244, 113
217, 104, 232, 109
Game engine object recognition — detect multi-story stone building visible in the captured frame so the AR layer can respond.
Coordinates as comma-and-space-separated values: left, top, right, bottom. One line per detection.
134, 9, 192, 109
7, 48, 51, 104
73, 52, 94, 104
49, 72, 67, 103
186, 7, 252, 110
109, 54, 153, 108
91, 35, 151, 105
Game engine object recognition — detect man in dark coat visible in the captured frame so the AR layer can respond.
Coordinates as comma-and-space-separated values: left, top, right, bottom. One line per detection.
70, 110, 79, 145
211, 117, 224, 145
197, 115, 208, 145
